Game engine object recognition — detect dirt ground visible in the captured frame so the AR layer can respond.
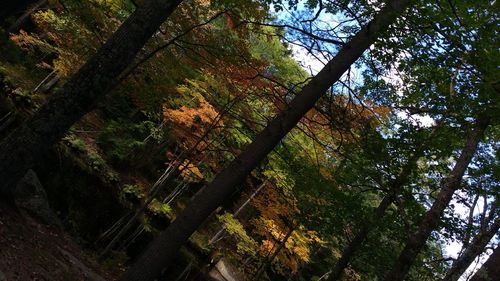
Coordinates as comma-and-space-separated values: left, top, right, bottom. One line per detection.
0, 204, 120, 281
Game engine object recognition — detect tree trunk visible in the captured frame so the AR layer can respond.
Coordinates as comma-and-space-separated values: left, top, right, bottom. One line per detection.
443, 215, 500, 281
0, 0, 183, 198
383, 117, 490, 281
327, 144, 424, 281
462, 194, 481, 249
121, 1, 413, 280
469, 245, 500, 281
328, 195, 393, 280
253, 226, 295, 281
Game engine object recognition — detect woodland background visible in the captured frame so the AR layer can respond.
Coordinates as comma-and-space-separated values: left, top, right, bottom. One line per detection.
0, 0, 498, 280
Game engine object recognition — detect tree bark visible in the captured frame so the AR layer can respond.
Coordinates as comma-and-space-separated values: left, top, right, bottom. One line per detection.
0, 0, 183, 198
469, 245, 500, 281
443, 215, 500, 281
383, 117, 490, 281
121, 1, 413, 280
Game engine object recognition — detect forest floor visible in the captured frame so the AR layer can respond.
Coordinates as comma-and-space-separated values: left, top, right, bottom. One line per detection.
0, 204, 121, 281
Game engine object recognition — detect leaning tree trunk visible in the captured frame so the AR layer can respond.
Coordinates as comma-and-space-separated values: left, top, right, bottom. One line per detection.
327, 139, 427, 281
328, 195, 393, 281
0, 0, 183, 198
329, 123, 445, 280
121, 1, 413, 280
383, 117, 490, 281
443, 214, 500, 281
469, 244, 500, 281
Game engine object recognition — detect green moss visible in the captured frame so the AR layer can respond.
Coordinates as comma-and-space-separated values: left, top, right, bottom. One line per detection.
148, 199, 172, 218
65, 135, 86, 152
190, 231, 211, 254
62, 134, 119, 183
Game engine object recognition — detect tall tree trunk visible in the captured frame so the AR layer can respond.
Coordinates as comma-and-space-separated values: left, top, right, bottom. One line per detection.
121, 1, 413, 280
443, 215, 500, 281
328, 195, 393, 280
462, 194, 481, 249
383, 117, 490, 281
469, 245, 500, 281
329, 124, 445, 280
0, 0, 183, 198
327, 143, 424, 281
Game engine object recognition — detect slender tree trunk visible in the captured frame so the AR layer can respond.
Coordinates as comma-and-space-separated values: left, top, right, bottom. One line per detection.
462, 194, 481, 249
121, 1, 413, 280
383, 117, 490, 281
469, 245, 500, 281
0, 0, 183, 198
327, 146, 423, 281
329, 124, 445, 280
99, 164, 180, 259
253, 226, 295, 281
328, 195, 393, 280
443, 215, 500, 281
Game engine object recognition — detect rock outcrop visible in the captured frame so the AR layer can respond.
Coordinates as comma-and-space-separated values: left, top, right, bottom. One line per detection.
14, 169, 62, 227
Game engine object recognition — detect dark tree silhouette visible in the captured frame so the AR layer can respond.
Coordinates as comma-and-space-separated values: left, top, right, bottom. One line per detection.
0, 0, 182, 198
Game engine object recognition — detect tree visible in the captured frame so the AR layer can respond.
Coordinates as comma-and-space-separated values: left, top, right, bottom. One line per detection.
253, 223, 295, 281
383, 117, 490, 281
443, 209, 500, 281
326, 123, 441, 281
469, 245, 500, 281
121, 1, 414, 280
0, 0, 182, 198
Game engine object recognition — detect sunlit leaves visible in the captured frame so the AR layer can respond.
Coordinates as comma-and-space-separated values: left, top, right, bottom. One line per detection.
218, 212, 259, 256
